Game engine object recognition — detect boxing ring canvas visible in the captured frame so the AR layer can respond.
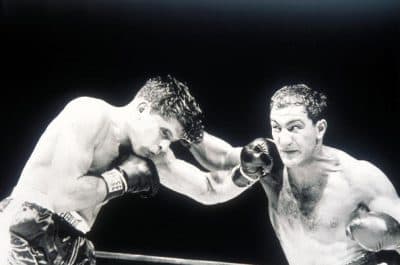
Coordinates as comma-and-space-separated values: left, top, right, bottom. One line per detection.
1, 0, 400, 264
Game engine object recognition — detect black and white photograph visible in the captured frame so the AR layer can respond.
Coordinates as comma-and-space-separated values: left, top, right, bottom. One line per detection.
1, 1, 400, 264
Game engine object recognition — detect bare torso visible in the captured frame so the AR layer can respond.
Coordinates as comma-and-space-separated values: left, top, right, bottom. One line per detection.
14, 97, 124, 228
261, 147, 375, 265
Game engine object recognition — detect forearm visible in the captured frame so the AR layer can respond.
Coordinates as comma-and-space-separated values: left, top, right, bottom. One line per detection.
347, 197, 400, 253
52, 175, 107, 212
369, 196, 400, 223
190, 132, 241, 171
158, 159, 250, 205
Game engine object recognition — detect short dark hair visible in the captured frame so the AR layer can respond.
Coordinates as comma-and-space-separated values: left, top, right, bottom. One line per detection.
270, 84, 327, 123
136, 75, 204, 143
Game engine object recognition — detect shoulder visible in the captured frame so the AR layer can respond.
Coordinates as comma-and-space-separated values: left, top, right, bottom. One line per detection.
331, 147, 396, 198
51, 97, 113, 139
64, 96, 109, 113
60, 97, 111, 122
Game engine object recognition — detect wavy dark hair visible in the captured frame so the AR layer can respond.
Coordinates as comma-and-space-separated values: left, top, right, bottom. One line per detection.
270, 84, 327, 123
136, 75, 204, 143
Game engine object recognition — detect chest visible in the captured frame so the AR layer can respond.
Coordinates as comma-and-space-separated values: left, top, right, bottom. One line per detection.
271, 173, 357, 240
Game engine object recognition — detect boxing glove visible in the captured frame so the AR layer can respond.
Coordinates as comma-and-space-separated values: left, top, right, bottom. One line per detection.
240, 138, 275, 180
346, 203, 400, 252
101, 154, 160, 201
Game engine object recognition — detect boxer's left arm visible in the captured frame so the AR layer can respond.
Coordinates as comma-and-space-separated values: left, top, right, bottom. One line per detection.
346, 161, 400, 253
186, 131, 242, 171
153, 148, 251, 205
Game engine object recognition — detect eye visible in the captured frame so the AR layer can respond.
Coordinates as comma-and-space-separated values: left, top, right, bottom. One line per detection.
271, 124, 281, 132
288, 125, 302, 132
160, 128, 171, 139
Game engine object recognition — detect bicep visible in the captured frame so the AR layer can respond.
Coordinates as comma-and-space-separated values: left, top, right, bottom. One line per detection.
51, 128, 94, 179
49, 100, 105, 185
360, 161, 400, 221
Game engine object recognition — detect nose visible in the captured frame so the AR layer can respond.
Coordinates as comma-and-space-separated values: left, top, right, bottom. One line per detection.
157, 139, 171, 154
277, 130, 293, 147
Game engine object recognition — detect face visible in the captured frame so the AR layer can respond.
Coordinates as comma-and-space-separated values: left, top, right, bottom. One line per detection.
270, 105, 324, 168
130, 105, 184, 158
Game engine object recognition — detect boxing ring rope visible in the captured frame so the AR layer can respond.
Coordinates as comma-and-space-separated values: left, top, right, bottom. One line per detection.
96, 250, 254, 265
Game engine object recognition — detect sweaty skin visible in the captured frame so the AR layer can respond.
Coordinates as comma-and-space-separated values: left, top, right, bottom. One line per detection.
14, 97, 247, 229
187, 102, 400, 265
15, 97, 129, 226
262, 146, 399, 265
14, 96, 184, 226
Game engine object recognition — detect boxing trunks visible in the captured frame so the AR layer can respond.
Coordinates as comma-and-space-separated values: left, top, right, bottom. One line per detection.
346, 253, 378, 265
0, 197, 95, 265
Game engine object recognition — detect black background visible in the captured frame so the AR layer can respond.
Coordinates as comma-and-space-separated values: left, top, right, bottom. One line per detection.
1, 1, 400, 264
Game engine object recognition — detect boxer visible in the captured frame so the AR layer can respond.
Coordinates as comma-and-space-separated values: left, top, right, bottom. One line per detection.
0, 76, 207, 264
179, 84, 400, 265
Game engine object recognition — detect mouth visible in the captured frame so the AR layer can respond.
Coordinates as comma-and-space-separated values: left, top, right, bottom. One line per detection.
146, 150, 156, 158
140, 148, 154, 158
280, 150, 299, 156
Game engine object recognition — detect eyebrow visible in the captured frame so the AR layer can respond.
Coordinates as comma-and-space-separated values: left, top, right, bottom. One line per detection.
286, 120, 304, 126
271, 119, 305, 126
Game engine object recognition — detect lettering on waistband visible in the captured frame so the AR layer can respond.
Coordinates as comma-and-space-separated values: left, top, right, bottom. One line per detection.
58, 211, 91, 234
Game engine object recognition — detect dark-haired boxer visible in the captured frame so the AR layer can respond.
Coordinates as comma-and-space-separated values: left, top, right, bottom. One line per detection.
172, 84, 400, 265
0, 76, 210, 264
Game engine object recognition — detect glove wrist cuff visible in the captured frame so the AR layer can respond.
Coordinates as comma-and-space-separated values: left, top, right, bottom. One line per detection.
231, 165, 258, 187
101, 168, 128, 201
239, 166, 259, 183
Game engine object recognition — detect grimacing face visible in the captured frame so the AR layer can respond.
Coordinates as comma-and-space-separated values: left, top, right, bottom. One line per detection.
131, 109, 184, 158
270, 105, 323, 168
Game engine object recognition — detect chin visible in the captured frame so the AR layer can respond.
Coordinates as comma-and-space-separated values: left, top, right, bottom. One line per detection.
134, 146, 147, 157
281, 157, 301, 168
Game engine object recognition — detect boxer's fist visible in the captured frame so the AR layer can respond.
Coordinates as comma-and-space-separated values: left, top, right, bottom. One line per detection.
240, 138, 274, 181
101, 154, 160, 200
346, 203, 400, 252
119, 155, 160, 197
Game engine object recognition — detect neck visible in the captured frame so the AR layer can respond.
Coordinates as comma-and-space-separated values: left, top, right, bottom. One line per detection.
111, 105, 133, 147
287, 144, 328, 188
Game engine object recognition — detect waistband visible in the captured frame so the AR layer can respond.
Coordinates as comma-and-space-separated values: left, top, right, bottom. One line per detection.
57, 211, 91, 233
10, 187, 91, 234
11, 186, 54, 212
346, 253, 377, 265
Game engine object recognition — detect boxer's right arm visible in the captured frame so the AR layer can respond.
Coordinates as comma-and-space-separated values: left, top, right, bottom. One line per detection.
50, 99, 160, 211
43, 97, 154, 213
101, 154, 160, 201
46, 98, 111, 212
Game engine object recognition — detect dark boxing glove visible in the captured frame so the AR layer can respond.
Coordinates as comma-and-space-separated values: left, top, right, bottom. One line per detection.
101, 154, 160, 201
232, 138, 282, 187
346, 203, 400, 252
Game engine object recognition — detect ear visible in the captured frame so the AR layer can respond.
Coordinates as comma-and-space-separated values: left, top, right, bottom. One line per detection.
315, 119, 327, 141
137, 101, 149, 114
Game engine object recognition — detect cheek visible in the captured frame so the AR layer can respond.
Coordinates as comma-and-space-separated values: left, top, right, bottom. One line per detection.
301, 135, 318, 153
140, 123, 159, 141
144, 132, 159, 144
294, 133, 315, 148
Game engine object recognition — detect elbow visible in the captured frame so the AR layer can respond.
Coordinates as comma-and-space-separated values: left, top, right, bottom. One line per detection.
193, 175, 237, 205
194, 191, 232, 206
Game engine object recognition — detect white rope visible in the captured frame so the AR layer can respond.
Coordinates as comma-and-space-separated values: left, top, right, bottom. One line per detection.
96, 250, 254, 265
